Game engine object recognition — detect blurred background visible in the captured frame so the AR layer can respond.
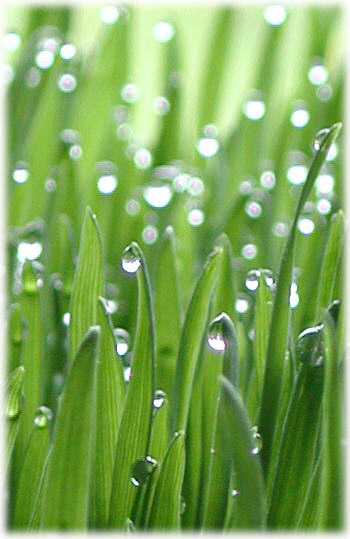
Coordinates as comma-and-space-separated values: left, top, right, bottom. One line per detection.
4, 2, 345, 349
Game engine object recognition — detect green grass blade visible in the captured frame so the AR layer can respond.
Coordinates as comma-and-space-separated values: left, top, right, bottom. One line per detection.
68, 207, 103, 364
108, 242, 156, 529
154, 226, 182, 410
6, 366, 25, 468
315, 210, 344, 319
12, 408, 52, 529
171, 246, 223, 433
219, 376, 265, 529
39, 327, 100, 530
8, 303, 24, 373
297, 455, 322, 530
90, 297, 126, 527
267, 363, 324, 528
147, 431, 185, 530
259, 122, 342, 475
318, 314, 344, 529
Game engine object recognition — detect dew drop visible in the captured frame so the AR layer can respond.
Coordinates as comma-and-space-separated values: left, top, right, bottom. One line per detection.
134, 148, 152, 169
12, 163, 29, 184
143, 183, 172, 208
196, 137, 219, 158
241, 243, 258, 260
121, 83, 140, 103
142, 225, 158, 245
123, 366, 132, 382
125, 199, 140, 215
58, 73, 77, 93
242, 95, 265, 121
207, 313, 227, 353
17, 241, 42, 262
153, 21, 175, 42
131, 456, 157, 487
317, 198, 331, 215
239, 178, 254, 195
245, 200, 262, 219
4, 32, 22, 52
272, 221, 289, 237
69, 144, 82, 160
26, 67, 41, 88
35, 49, 55, 69
231, 489, 240, 497
298, 217, 314, 235
263, 5, 287, 26
187, 177, 204, 196
45, 178, 57, 192
313, 128, 330, 152
121, 243, 141, 274
173, 173, 190, 192
114, 328, 130, 356
250, 426, 263, 455
180, 497, 186, 514
260, 170, 276, 190
34, 405, 53, 427
235, 294, 250, 314
188, 208, 204, 227
308, 60, 328, 86
153, 389, 166, 409
62, 312, 70, 326
60, 42, 76, 60
296, 324, 324, 366
287, 164, 308, 186
97, 174, 118, 194
152, 95, 170, 115
290, 106, 310, 128
315, 173, 334, 195
316, 84, 333, 102
100, 5, 120, 24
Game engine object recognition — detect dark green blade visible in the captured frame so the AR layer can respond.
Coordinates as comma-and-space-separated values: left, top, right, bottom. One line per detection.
108, 243, 156, 529
39, 327, 100, 530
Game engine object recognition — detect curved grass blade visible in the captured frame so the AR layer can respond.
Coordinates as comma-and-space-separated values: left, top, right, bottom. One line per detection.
39, 327, 100, 530
318, 313, 344, 529
267, 363, 324, 528
297, 454, 322, 530
259, 122, 342, 475
171, 246, 223, 433
219, 376, 265, 529
8, 303, 24, 373
68, 207, 103, 365
147, 431, 185, 530
315, 209, 344, 319
203, 314, 239, 530
12, 408, 52, 529
108, 242, 155, 529
90, 297, 126, 527
154, 226, 182, 411
6, 366, 25, 468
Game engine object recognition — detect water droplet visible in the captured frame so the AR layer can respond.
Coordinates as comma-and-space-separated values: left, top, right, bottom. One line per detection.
245, 270, 259, 291
100, 5, 120, 24
207, 313, 227, 353
34, 405, 53, 427
187, 177, 204, 196
296, 324, 324, 366
45, 178, 57, 192
26, 67, 41, 88
131, 456, 157, 487
12, 163, 29, 184
180, 497, 186, 514
242, 94, 265, 121
4, 32, 21, 52
287, 164, 308, 185
35, 49, 55, 69
260, 170, 276, 190
123, 366, 132, 382
143, 183, 172, 208
97, 174, 118, 194
68, 144, 82, 160
245, 200, 262, 219
317, 198, 332, 215
153, 21, 175, 42
61, 128, 79, 144
315, 173, 334, 195
289, 284, 299, 309
62, 312, 70, 326
327, 299, 340, 324
142, 225, 158, 245
58, 73, 77, 93
152, 95, 170, 115
231, 489, 240, 497
60, 42, 76, 60
316, 84, 333, 102
290, 106, 310, 128
210, 447, 216, 454
272, 221, 289, 237
298, 217, 314, 235
196, 137, 219, 158
121, 83, 140, 103
250, 426, 263, 455
263, 5, 287, 25
203, 124, 218, 137
153, 389, 166, 409
313, 128, 331, 152
241, 243, 258, 260
116, 122, 132, 141
125, 199, 140, 215
187, 208, 204, 227
308, 60, 328, 86
121, 243, 141, 274
114, 328, 130, 356
239, 178, 254, 195
134, 148, 152, 169
235, 294, 250, 314
17, 241, 42, 262
173, 173, 190, 192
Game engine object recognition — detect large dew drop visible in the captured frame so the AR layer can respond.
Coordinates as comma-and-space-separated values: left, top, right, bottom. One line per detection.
114, 327, 130, 357
34, 405, 53, 427
296, 324, 324, 366
153, 389, 166, 409
121, 244, 141, 274
313, 128, 330, 152
131, 456, 157, 487
250, 426, 263, 455
207, 313, 227, 353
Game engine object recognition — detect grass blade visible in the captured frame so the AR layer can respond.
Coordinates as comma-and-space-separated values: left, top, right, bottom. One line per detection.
171, 246, 223, 433
108, 242, 155, 529
147, 431, 185, 530
259, 122, 342, 475
219, 376, 265, 529
39, 327, 100, 530
5, 366, 25, 468
68, 207, 103, 364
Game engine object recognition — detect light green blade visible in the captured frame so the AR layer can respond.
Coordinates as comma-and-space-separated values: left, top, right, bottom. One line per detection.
259, 122, 342, 475
219, 376, 265, 529
8, 303, 24, 373
108, 242, 156, 529
39, 327, 100, 530
147, 431, 185, 530
6, 366, 25, 469
68, 206, 103, 364
90, 297, 126, 527
171, 246, 223, 433
12, 407, 52, 529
